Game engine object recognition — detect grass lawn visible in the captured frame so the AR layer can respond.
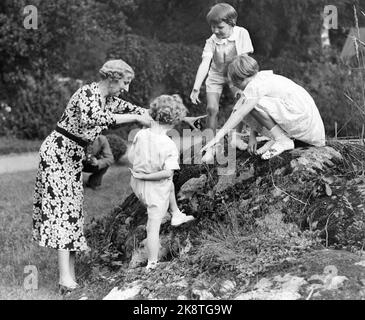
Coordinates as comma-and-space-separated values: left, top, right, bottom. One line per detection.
0, 162, 132, 300
0, 136, 42, 156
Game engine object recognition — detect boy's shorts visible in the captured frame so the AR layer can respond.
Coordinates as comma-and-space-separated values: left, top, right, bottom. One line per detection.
206, 70, 235, 95
130, 176, 172, 221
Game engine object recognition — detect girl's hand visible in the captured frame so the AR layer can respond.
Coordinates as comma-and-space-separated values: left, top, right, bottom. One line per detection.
190, 89, 201, 105
248, 134, 257, 155
201, 138, 218, 154
129, 168, 147, 180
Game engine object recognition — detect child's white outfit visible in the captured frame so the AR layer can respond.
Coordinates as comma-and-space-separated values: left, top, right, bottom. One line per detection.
128, 128, 180, 222
236, 70, 326, 147
195, 26, 254, 94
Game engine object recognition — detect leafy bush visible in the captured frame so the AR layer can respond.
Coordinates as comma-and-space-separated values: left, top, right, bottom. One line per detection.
105, 133, 128, 162
0, 74, 80, 139
107, 34, 204, 115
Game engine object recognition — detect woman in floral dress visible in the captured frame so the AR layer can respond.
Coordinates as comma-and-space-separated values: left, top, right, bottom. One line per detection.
33, 60, 151, 293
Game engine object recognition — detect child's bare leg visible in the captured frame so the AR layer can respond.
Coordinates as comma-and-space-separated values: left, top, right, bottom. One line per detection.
250, 108, 294, 159
58, 250, 78, 287
206, 92, 220, 133
169, 183, 195, 226
250, 109, 276, 154
146, 218, 162, 264
168, 183, 179, 214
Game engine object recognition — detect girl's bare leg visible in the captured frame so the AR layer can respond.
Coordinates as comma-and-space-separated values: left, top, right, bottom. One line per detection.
250, 108, 294, 159
250, 108, 276, 154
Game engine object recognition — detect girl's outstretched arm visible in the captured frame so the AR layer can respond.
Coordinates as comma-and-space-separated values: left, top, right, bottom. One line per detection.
202, 96, 260, 151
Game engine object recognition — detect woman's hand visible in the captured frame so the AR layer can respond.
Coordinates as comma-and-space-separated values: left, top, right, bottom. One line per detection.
190, 89, 201, 105
248, 133, 257, 155
129, 168, 147, 180
137, 112, 153, 127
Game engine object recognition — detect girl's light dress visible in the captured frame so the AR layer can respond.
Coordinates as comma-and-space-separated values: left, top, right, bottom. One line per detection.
238, 71, 326, 147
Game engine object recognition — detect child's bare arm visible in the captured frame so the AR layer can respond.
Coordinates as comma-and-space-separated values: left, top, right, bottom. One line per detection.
130, 169, 173, 181
190, 57, 211, 104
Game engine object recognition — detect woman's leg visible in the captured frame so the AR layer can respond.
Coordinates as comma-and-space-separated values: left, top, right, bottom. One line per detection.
58, 250, 78, 287
69, 251, 77, 283
206, 92, 221, 133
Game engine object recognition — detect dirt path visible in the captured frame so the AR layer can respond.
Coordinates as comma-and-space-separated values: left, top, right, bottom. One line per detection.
0, 152, 39, 174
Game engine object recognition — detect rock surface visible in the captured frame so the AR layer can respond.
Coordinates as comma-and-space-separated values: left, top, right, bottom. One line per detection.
85, 141, 365, 300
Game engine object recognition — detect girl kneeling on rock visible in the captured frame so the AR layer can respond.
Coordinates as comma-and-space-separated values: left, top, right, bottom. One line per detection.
202, 55, 326, 160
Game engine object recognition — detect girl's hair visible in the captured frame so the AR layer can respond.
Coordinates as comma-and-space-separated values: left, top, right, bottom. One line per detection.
206, 3, 238, 27
99, 59, 135, 81
149, 94, 187, 125
228, 54, 259, 84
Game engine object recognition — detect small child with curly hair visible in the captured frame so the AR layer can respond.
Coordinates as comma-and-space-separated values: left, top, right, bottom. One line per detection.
128, 94, 195, 270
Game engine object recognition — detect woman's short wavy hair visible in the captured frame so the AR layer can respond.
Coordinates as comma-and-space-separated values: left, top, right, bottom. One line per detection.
99, 59, 135, 81
228, 54, 259, 85
206, 3, 238, 27
149, 94, 187, 125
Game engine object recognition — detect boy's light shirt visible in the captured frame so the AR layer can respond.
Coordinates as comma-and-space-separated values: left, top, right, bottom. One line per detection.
194, 26, 254, 89
202, 26, 254, 60
128, 128, 180, 175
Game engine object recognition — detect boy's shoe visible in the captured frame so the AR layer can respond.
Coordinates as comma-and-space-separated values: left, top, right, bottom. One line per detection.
146, 261, 158, 271
171, 211, 195, 227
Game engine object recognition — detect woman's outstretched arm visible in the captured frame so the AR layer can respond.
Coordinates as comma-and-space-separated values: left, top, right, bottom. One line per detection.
113, 112, 153, 126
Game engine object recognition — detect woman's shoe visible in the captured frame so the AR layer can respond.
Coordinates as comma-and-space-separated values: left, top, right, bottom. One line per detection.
58, 284, 79, 295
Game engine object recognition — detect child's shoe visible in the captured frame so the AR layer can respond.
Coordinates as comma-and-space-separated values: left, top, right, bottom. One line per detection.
146, 260, 158, 271
171, 210, 195, 227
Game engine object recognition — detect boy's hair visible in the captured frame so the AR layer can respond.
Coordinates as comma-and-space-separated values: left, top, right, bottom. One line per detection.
228, 54, 259, 84
149, 94, 187, 125
206, 3, 238, 27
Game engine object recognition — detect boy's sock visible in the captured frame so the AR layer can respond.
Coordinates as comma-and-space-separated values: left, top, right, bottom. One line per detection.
261, 125, 294, 160
171, 209, 195, 227
146, 260, 158, 271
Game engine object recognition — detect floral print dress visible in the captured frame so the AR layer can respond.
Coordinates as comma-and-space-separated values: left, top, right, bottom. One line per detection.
33, 82, 145, 251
